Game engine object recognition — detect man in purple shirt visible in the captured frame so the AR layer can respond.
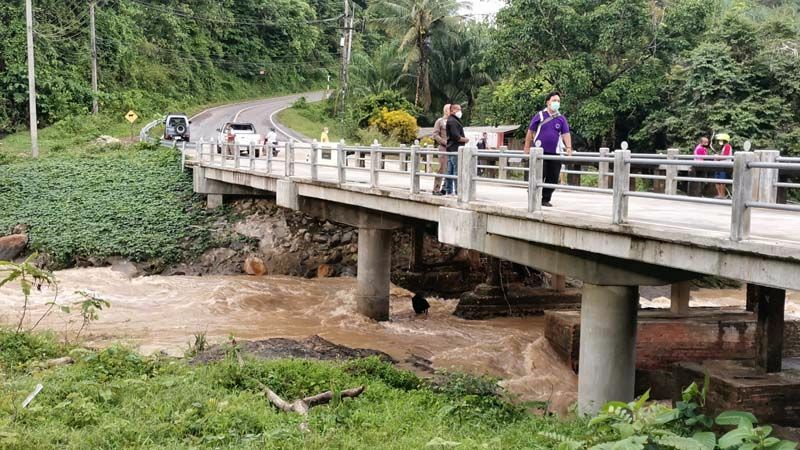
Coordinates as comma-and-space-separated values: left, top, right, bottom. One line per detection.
524, 92, 573, 207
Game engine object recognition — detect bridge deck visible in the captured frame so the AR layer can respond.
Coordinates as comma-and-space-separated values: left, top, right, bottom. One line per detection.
195, 155, 799, 248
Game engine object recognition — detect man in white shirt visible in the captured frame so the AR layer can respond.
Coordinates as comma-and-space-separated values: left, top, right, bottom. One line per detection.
265, 128, 278, 157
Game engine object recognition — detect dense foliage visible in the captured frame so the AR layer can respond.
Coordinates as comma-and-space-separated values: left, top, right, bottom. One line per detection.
0, 142, 217, 268
479, 0, 800, 153
0, 0, 339, 135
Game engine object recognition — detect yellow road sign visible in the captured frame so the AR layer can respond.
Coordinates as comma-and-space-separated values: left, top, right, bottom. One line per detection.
125, 110, 138, 123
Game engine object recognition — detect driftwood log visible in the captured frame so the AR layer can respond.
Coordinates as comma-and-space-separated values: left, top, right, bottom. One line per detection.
258, 381, 365, 431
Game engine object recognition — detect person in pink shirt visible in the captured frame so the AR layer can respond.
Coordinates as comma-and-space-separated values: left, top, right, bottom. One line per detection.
694, 137, 710, 161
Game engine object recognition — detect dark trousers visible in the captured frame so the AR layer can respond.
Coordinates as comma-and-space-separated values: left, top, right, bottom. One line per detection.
542, 159, 561, 202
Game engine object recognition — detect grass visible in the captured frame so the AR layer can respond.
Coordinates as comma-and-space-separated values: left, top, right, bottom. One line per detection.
0, 329, 587, 449
276, 101, 345, 143
0, 142, 219, 269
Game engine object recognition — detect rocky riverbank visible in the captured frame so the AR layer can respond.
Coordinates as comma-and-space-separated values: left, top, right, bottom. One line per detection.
1, 198, 494, 298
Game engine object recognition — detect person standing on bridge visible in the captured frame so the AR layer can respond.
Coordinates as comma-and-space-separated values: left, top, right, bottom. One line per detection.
266, 128, 279, 157
714, 133, 733, 199
445, 104, 469, 196
432, 104, 450, 195
524, 92, 573, 207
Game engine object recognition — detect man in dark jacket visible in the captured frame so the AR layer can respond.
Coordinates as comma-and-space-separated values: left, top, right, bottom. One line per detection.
445, 104, 469, 195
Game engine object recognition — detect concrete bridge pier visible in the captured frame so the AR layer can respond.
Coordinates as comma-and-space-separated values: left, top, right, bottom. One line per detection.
577, 284, 639, 415
356, 228, 393, 321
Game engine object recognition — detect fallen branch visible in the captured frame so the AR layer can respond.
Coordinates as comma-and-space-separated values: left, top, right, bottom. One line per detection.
258, 381, 365, 431
44, 356, 74, 368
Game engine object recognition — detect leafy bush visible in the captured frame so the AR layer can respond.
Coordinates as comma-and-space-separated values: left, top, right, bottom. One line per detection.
353, 90, 419, 127
368, 108, 419, 144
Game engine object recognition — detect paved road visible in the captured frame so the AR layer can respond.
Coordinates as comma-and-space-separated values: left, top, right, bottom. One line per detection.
189, 91, 326, 143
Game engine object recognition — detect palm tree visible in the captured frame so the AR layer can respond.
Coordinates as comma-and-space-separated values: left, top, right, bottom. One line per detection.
369, 0, 461, 112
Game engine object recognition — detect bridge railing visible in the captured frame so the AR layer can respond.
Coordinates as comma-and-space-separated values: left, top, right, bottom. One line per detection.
190, 138, 799, 242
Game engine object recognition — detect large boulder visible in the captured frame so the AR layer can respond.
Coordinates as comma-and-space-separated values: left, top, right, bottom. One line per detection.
0, 234, 28, 261
244, 255, 268, 276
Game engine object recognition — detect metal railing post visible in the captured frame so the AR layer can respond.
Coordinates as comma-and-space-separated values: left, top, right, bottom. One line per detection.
612, 150, 631, 224
370, 142, 380, 187
730, 152, 755, 241
458, 146, 476, 203
310, 141, 319, 180
527, 147, 544, 212
665, 148, 679, 195
755, 150, 779, 203
336, 142, 346, 184
598, 147, 610, 189
410, 143, 420, 194
286, 142, 295, 177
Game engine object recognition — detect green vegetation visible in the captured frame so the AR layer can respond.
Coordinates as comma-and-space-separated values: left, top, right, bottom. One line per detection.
0, 0, 338, 136
0, 142, 217, 269
479, 0, 800, 154
0, 328, 796, 449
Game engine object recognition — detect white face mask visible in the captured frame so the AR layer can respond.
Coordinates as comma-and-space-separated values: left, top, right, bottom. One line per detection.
455, 111, 463, 119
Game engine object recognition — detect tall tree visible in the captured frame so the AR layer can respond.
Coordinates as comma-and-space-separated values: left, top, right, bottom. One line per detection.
368, 0, 460, 112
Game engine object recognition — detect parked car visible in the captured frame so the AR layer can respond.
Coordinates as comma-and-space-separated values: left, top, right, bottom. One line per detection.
164, 113, 191, 141
216, 122, 262, 156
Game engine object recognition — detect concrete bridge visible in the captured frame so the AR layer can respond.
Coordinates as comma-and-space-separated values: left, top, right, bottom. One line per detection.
181, 138, 800, 414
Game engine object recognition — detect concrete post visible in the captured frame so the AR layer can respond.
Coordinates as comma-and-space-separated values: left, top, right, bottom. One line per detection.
356, 228, 392, 321
266, 142, 273, 173
410, 144, 420, 194
598, 147, 610, 189
578, 283, 639, 415
180, 141, 187, 170
730, 152, 755, 241
207, 194, 223, 209
665, 149, 679, 196
499, 146, 508, 180
249, 144, 255, 171
286, 142, 295, 177
755, 285, 786, 373
310, 141, 319, 181
235, 145, 241, 169
612, 150, 631, 224
459, 146, 476, 203
527, 147, 544, 212
336, 142, 346, 184
755, 150, 779, 203
425, 152, 433, 173
370, 143, 380, 187
670, 281, 691, 315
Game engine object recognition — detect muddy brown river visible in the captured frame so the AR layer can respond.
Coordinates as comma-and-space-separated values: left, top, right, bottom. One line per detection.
1, 268, 797, 413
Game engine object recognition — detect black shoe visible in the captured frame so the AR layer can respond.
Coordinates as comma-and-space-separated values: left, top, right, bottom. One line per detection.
542, 201, 553, 207
433, 190, 443, 196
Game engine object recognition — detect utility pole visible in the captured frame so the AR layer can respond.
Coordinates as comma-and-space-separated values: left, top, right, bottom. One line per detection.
90, 1, 98, 114
338, 0, 351, 116
25, 0, 39, 157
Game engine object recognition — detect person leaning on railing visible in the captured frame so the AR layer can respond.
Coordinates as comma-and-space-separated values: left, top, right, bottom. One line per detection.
524, 92, 573, 207
432, 104, 450, 195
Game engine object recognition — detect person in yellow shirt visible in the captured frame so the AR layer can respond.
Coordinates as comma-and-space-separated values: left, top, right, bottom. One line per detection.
320, 127, 330, 143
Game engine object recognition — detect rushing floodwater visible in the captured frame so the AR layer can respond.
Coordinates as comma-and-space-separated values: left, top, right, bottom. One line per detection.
0, 268, 578, 411
2, 267, 797, 413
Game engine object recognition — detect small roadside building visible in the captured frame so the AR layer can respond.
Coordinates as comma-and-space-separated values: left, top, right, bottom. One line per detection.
417, 125, 521, 149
